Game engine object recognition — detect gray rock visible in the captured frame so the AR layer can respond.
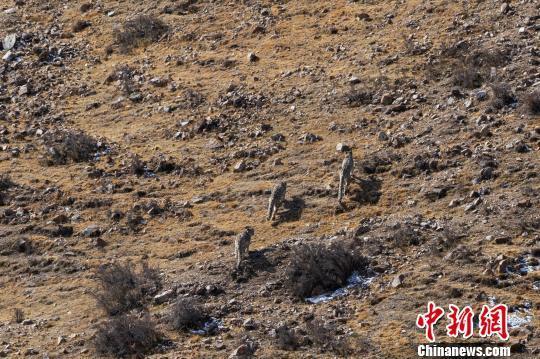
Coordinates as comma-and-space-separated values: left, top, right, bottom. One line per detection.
154, 289, 175, 304
2, 51, 14, 62
391, 274, 405, 288
233, 160, 246, 172
336, 143, 351, 152
81, 225, 101, 237
380, 93, 394, 105
247, 52, 259, 62
3, 34, 16, 50
348, 76, 360, 84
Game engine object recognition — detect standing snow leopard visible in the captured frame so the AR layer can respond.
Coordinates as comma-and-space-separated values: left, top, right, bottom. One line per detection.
234, 226, 254, 269
338, 150, 354, 203
267, 181, 287, 221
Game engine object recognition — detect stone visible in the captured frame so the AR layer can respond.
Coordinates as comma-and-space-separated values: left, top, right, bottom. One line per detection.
336, 143, 351, 152
2, 51, 14, 62
3, 34, 16, 50
18, 85, 29, 96
233, 160, 246, 172
229, 345, 249, 358
475, 90, 487, 101
391, 274, 405, 288
380, 93, 394, 105
154, 289, 175, 304
247, 52, 259, 62
81, 225, 101, 237
243, 318, 257, 330
500, 3, 509, 14
348, 76, 360, 84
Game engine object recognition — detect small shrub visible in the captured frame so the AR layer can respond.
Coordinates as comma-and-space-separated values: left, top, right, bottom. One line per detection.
13, 308, 24, 323
80, 3, 93, 13
305, 319, 351, 355
94, 261, 161, 316
0, 237, 33, 255
452, 64, 482, 89
524, 90, 540, 115
42, 129, 99, 165
490, 82, 515, 109
275, 325, 300, 351
72, 19, 91, 33
344, 89, 373, 107
0, 174, 15, 191
391, 224, 422, 247
113, 15, 168, 53
94, 314, 161, 357
168, 298, 207, 331
285, 241, 369, 299
126, 153, 145, 175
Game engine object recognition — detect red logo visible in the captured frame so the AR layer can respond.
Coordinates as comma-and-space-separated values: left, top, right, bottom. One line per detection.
479, 304, 509, 341
416, 302, 508, 342
446, 304, 474, 339
416, 301, 445, 342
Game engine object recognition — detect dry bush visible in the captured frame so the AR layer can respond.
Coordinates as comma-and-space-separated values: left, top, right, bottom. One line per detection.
344, 88, 373, 107
285, 241, 369, 299
13, 308, 24, 323
275, 325, 301, 351
0, 174, 14, 191
42, 129, 99, 165
452, 64, 482, 89
94, 314, 161, 357
391, 224, 422, 247
113, 15, 168, 53
80, 3, 93, 13
94, 261, 161, 316
72, 19, 91, 33
0, 237, 33, 255
524, 90, 540, 115
167, 298, 207, 331
305, 319, 351, 355
490, 82, 515, 109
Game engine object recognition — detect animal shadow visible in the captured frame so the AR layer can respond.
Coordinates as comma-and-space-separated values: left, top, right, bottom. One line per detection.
231, 247, 276, 282
350, 176, 382, 205
273, 196, 305, 225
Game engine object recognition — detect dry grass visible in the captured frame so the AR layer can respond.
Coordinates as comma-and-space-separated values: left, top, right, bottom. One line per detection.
94, 261, 161, 316
113, 15, 169, 53
94, 314, 161, 357
167, 298, 208, 331
490, 82, 515, 109
13, 308, 24, 324
72, 19, 91, 33
524, 90, 540, 115
285, 241, 369, 299
41, 129, 99, 165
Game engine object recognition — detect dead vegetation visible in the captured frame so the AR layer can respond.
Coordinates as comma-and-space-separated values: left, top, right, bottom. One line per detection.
72, 19, 91, 33
167, 298, 208, 331
490, 82, 516, 109
94, 314, 161, 357
524, 90, 540, 115
13, 308, 24, 324
94, 261, 161, 316
285, 241, 369, 299
113, 15, 169, 53
344, 88, 373, 107
41, 129, 100, 165
305, 318, 352, 355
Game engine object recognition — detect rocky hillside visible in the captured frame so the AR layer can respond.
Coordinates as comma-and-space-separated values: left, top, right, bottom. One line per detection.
0, 0, 539, 357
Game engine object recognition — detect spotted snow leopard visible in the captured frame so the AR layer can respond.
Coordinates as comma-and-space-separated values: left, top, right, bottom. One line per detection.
267, 181, 287, 221
235, 226, 254, 269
